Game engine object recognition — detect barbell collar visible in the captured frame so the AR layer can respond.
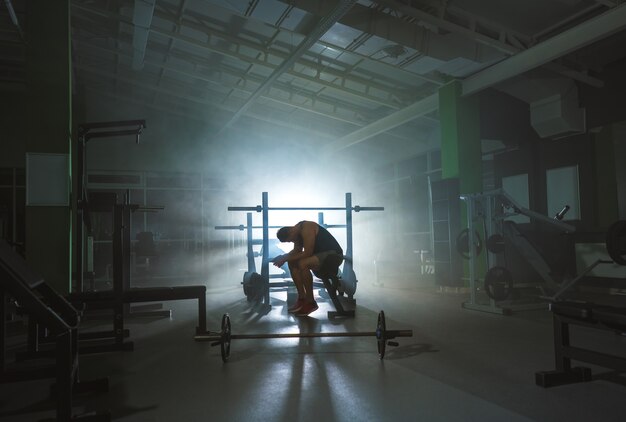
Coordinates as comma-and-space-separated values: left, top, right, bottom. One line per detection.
214, 225, 284, 230
228, 206, 263, 212
384, 329, 413, 339
214, 225, 246, 230
354, 206, 384, 212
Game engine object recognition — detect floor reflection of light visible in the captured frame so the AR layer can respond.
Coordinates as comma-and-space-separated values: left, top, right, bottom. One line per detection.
229, 359, 293, 421
324, 359, 383, 419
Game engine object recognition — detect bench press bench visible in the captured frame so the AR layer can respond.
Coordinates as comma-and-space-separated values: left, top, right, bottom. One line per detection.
536, 300, 626, 387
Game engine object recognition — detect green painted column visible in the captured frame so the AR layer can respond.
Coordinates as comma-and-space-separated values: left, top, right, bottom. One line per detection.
25, 1, 72, 293
439, 80, 482, 191
439, 80, 483, 285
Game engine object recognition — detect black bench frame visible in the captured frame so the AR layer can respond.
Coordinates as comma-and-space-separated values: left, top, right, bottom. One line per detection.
0, 240, 110, 421
317, 273, 356, 318
536, 301, 626, 387
24, 201, 208, 358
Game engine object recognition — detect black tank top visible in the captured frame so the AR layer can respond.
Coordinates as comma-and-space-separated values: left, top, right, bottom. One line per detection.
298, 221, 343, 256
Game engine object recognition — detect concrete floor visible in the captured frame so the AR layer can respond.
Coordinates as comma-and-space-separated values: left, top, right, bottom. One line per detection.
2, 276, 626, 421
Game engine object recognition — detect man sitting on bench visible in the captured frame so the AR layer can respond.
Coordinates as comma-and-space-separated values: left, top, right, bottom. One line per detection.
273, 221, 343, 316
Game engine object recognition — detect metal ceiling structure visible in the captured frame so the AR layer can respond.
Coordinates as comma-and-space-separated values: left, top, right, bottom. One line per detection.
2, 0, 626, 162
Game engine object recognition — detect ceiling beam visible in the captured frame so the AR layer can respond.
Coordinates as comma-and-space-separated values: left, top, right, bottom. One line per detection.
152, 23, 405, 108
378, 0, 532, 45
324, 93, 438, 154
282, 0, 505, 62
215, 0, 357, 136
153, 6, 433, 94
76, 63, 337, 142
72, 3, 412, 110
132, 0, 155, 70
372, 0, 518, 55
73, 38, 372, 127
377, 0, 604, 87
82, 85, 310, 149
289, 0, 601, 87
76, 38, 423, 147
462, 3, 626, 96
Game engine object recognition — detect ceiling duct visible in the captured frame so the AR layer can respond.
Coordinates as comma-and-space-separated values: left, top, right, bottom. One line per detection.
132, 0, 155, 71
530, 84, 586, 139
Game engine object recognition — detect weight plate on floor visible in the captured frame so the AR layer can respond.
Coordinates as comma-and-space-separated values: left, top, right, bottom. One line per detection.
377, 310, 386, 359
221, 314, 231, 363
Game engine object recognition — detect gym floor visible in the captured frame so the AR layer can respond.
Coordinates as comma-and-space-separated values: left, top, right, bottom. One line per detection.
2, 276, 626, 422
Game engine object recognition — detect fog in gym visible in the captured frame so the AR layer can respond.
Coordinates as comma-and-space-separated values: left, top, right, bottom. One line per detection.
1, 0, 626, 421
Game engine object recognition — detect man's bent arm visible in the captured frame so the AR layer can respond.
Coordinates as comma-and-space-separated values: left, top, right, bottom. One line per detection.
284, 223, 316, 262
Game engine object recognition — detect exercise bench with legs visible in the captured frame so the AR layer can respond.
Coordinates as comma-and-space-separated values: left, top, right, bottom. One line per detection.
66, 200, 208, 354
0, 240, 110, 421
536, 300, 626, 387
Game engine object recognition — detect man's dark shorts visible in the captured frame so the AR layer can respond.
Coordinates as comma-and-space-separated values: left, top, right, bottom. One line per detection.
313, 250, 343, 277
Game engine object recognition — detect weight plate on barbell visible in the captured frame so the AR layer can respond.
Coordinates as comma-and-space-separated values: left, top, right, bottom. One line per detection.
606, 220, 626, 266
221, 313, 231, 363
484, 266, 513, 301
341, 267, 358, 297
377, 310, 386, 360
486, 234, 506, 254
242, 272, 265, 302
456, 228, 483, 259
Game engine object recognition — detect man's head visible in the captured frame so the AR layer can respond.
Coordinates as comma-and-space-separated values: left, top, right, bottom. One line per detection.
277, 226, 297, 242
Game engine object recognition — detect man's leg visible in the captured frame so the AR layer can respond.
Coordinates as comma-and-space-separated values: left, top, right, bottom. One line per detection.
294, 255, 321, 316
288, 260, 305, 299
300, 265, 315, 302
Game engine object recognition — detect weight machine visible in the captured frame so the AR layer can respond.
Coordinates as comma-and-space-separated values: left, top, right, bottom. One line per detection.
76, 120, 146, 292
459, 189, 575, 315
536, 219, 626, 387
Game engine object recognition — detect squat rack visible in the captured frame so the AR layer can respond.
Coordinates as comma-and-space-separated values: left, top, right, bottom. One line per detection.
75, 120, 146, 293
227, 192, 383, 309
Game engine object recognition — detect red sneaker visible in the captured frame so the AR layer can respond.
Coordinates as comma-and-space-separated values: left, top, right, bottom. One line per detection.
295, 301, 319, 316
288, 298, 306, 313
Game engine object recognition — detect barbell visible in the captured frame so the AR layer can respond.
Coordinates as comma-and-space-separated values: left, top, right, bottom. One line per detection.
227, 206, 384, 212
194, 310, 412, 362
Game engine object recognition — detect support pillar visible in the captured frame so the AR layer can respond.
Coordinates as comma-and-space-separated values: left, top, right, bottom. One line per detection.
439, 80, 483, 286
25, 1, 72, 293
